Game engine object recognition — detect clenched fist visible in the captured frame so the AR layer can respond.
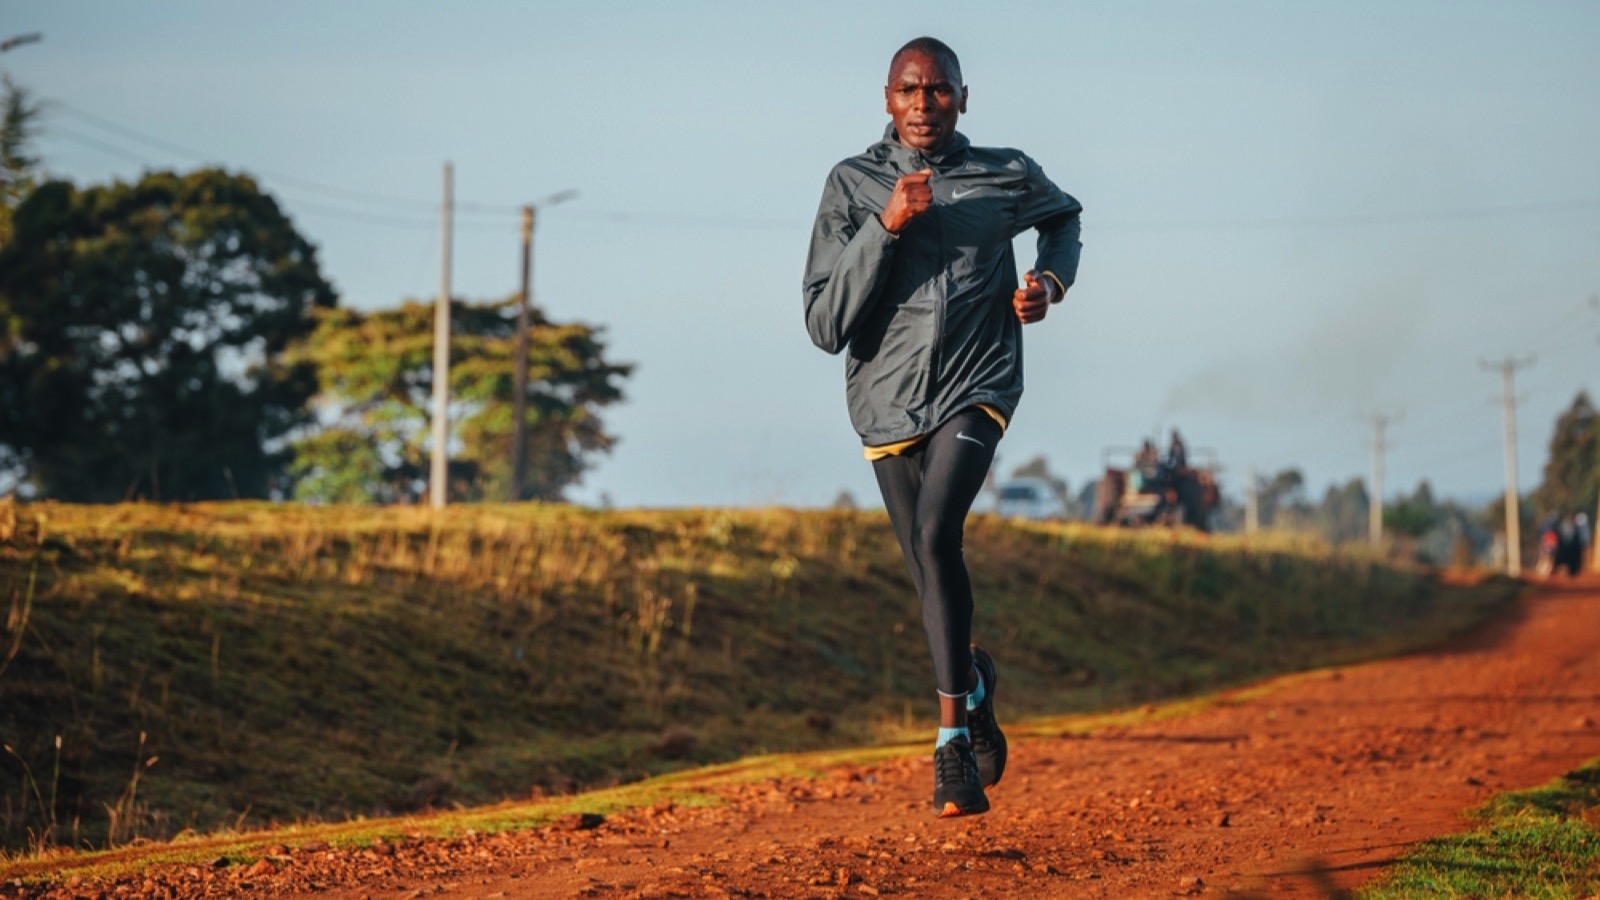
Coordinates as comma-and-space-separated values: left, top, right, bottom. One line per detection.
878, 169, 934, 234
1012, 270, 1061, 324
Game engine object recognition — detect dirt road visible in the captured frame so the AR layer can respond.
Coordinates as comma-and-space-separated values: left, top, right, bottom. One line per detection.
17, 579, 1600, 899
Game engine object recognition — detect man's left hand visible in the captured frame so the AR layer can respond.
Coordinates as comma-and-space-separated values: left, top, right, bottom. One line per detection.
1012, 271, 1059, 324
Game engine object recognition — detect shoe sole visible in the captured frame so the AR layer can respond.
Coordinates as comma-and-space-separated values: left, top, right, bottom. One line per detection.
936, 799, 989, 818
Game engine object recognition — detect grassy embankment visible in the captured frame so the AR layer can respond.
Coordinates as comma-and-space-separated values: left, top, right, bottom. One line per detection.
1360, 758, 1600, 898
0, 501, 1518, 858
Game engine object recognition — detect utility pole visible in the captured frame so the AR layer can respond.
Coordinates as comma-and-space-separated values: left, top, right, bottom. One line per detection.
1482, 356, 1534, 576
1367, 414, 1396, 547
429, 162, 454, 509
510, 206, 533, 501
1244, 466, 1259, 534
1587, 295, 1600, 571
509, 189, 577, 502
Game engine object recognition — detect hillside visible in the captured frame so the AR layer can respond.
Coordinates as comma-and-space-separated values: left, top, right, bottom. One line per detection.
0, 502, 1517, 854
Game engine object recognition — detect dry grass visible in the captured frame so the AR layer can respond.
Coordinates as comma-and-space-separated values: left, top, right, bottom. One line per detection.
0, 501, 1519, 856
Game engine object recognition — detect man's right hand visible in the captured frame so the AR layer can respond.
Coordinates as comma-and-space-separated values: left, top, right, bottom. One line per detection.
878, 169, 933, 234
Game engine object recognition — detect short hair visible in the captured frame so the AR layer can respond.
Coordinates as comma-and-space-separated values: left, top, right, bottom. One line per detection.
889, 37, 963, 87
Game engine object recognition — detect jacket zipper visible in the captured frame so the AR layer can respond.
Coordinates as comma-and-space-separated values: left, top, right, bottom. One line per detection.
916, 152, 945, 425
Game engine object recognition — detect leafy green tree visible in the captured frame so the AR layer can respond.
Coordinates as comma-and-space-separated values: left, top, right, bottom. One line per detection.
0, 168, 336, 501
1312, 478, 1369, 544
286, 298, 631, 504
1384, 480, 1439, 538
1533, 391, 1598, 518
1256, 468, 1310, 529
0, 74, 43, 246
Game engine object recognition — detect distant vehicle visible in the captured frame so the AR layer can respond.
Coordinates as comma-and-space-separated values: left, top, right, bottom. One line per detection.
1093, 445, 1220, 531
994, 477, 1068, 521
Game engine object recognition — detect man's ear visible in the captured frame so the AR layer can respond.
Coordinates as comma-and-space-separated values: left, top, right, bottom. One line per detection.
959, 86, 969, 114
884, 85, 893, 116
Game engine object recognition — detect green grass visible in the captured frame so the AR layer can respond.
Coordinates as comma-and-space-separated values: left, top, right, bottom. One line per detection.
0, 501, 1519, 857
1360, 760, 1600, 898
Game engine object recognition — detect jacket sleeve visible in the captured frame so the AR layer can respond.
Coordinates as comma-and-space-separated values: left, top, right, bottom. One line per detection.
1015, 156, 1084, 290
802, 168, 899, 355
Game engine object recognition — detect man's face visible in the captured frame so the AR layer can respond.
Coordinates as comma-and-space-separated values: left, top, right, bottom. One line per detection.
884, 50, 966, 152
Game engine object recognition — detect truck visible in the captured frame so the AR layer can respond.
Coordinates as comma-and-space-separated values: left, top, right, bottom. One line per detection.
1092, 445, 1220, 531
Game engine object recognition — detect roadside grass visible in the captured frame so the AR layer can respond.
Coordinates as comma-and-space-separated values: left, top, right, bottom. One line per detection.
1359, 759, 1600, 899
1, 501, 1519, 861
0, 672, 1365, 885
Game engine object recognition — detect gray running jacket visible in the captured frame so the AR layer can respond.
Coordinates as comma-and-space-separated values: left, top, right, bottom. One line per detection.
803, 126, 1083, 447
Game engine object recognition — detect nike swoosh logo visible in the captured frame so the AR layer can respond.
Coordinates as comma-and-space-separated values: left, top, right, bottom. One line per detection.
951, 187, 981, 200
956, 431, 987, 448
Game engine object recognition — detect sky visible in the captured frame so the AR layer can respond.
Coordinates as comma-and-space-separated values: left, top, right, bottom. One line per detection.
4, 1, 1599, 511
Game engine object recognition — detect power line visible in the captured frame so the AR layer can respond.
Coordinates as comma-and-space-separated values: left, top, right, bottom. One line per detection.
47, 127, 510, 232
1099, 198, 1600, 234
289, 197, 508, 232
45, 96, 1600, 238
1390, 435, 1502, 476
45, 97, 799, 232
45, 97, 520, 216
48, 125, 160, 167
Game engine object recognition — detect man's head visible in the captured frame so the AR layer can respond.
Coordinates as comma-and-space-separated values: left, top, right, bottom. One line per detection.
885, 37, 966, 152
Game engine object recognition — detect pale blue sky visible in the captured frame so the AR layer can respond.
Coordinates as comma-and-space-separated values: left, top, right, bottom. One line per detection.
5, 1, 1599, 510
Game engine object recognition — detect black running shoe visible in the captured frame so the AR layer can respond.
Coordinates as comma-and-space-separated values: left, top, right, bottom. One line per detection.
968, 645, 1007, 788
931, 735, 989, 818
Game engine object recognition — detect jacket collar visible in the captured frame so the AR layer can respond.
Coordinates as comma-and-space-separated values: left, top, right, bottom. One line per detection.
876, 124, 971, 172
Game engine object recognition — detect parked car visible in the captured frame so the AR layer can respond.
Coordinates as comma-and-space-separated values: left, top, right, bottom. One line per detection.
994, 477, 1067, 521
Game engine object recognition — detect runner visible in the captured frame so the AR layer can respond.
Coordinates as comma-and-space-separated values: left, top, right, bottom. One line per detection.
802, 37, 1083, 817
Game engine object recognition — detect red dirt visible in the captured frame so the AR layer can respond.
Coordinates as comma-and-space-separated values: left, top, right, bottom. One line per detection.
10, 579, 1600, 899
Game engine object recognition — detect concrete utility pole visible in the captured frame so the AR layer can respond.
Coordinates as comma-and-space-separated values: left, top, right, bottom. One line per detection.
1482, 356, 1534, 576
1367, 414, 1396, 547
1588, 295, 1600, 571
1244, 466, 1259, 534
429, 163, 454, 509
509, 190, 577, 502
510, 206, 534, 502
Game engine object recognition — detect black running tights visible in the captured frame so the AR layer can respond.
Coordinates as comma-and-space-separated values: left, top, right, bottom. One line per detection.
871, 407, 1003, 697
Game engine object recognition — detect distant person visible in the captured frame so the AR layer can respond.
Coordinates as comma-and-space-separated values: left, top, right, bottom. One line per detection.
1538, 515, 1560, 577
1166, 429, 1188, 470
1132, 439, 1160, 492
1557, 514, 1583, 577
803, 37, 1083, 817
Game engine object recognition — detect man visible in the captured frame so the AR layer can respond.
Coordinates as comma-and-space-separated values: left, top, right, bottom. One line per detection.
803, 37, 1083, 817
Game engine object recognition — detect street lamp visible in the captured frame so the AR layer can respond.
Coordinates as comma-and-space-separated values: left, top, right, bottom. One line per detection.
511, 189, 578, 501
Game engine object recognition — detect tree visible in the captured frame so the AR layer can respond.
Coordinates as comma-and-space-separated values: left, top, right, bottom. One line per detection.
1255, 468, 1310, 529
1384, 480, 1439, 538
286, 298, 630, 504
0, 74, 43, 246
0, 169, 336, 501
1312, 478, 1369, 545
1533, 391, 1598, 519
